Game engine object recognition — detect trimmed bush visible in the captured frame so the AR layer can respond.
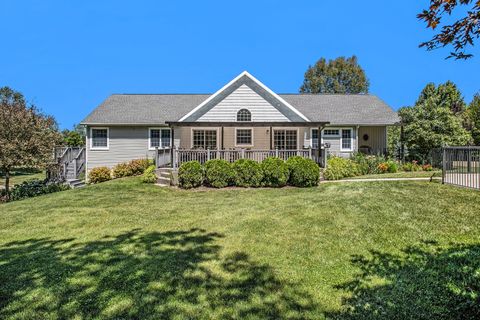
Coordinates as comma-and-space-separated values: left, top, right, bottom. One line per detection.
286, 156, 320, 187
204, 159, 235, 188
8, 179, 70, 201
112, 162, 132, 178
324, 156, 360, 180
261, 157, 289, 187
178, 161, 204, 189
89, 167, 112, 184
141, 165, 157, 184
232, 159, 263, 187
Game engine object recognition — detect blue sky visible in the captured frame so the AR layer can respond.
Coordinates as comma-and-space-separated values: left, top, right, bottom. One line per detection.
1, 1, 479, 129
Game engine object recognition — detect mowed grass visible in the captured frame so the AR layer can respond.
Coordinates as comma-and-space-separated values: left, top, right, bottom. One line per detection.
347, 170, 442, 180
1, 178, 479, 319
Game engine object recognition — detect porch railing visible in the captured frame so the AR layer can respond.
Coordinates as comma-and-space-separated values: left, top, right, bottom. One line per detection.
157, 147, 328, 169
52, 146, 86, 180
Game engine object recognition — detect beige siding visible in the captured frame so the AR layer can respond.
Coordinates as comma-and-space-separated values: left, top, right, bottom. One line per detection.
86, 126, 156, 174
358, 126, 387, 154
198, 84, 289, 122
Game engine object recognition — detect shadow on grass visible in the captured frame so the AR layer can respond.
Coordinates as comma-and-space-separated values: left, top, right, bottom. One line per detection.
0, 228, 317, 319
328, 241, 480, 320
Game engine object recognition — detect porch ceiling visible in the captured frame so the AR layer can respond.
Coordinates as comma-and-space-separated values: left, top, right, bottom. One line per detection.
166, 121, 330, 127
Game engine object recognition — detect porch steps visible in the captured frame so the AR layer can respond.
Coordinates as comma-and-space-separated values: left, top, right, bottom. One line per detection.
155, 168, 175, 187
66, 179, 86, 189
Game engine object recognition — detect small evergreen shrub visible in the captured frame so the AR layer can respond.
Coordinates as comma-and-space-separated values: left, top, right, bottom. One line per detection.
261, 157, 289, 187
232, 159, 263, 187
178, 161, 204, 189
89, 167, 112, 184
8, 179, 70, 201
204, 159, 235, 188
141, 165, 157, 184
286, 156, 320, 187
324, 157, 360, 180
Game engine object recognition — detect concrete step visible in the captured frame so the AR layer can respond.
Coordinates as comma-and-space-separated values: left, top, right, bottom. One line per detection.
66, 179, 86, 189
157, 177, 171, 186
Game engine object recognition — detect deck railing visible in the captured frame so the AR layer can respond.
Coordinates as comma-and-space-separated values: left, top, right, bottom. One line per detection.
156, 147, 327, 169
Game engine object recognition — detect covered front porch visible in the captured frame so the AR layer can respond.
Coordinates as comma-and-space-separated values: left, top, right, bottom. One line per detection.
156, 121, 330, 168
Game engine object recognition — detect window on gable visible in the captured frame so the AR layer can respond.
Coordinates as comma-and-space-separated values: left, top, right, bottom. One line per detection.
91, 128, 108, 149
150, 128, 171, 149
237, 109, 251, 122
192, 130, 217, 149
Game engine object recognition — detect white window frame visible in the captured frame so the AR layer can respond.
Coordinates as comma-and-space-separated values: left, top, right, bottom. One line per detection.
323, 129, 340, 137
235, 128, 254, 147
340, 128, 354, 152
148, 128, 171, 150
190, 128, 219, 149
310, 128, 321, 148
236, 109, 252, 122
90, 127, 109, 150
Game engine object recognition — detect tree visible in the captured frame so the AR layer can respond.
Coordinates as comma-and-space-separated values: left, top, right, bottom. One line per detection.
418, 0, 480, 59
0, 87, 61, 195
399, 97, 472, 161
468, 94, 480, 145
416, 81, 466, 115
62, 124, 85, 146
299, 56, 369, 94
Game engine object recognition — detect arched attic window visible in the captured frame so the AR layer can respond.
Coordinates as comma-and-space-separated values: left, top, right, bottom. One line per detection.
237, 109, 251, 122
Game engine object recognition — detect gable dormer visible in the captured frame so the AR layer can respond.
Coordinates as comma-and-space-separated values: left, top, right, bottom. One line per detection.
179, 71, 309, 123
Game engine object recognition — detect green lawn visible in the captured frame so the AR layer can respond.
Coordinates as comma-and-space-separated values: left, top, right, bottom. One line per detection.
0, 168, 45, 188
1, 178, 479, 319
347, 170, 442, 180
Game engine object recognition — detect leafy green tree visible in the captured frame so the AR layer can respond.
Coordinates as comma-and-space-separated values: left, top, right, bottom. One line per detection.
300, 56, 369, 94
418, 0, 480, 59
468, 94, 480, 145
0, 87, 61, 195
416, 81, 466, 115
62, 124, 85, 146
399, 97, 472, 161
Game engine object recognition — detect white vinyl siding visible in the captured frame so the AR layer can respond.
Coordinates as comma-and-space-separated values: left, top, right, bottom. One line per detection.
197, 84, 289, 122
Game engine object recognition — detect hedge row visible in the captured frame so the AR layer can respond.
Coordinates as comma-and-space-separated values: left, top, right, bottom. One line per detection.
89, 158, 152, 184
1, 179, 70, 202
178, 156, 320, 189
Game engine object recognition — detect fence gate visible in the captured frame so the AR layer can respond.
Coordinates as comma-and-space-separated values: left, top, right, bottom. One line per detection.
443, 147, 480, 190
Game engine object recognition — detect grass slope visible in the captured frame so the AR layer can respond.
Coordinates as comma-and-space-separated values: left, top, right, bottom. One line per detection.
1, 178, 479, 319
0, 168, 45, 188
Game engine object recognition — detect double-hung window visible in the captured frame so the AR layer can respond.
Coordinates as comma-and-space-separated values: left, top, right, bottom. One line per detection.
273, 130, 297, 150
311, 129, 319, 149
192, 130, 217, 149
236, 129, 252, 146
149, 128, 171, 149
90, 128, 109, 150
341, 129, 353, 151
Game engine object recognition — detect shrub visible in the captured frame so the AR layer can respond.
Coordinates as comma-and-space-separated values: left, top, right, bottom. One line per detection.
324, 157, 360, 180
178, 161, 204, 189
286, 156, 320, 187
112, 162, 132, 178
141, 165, 157, 184
8, 179, 70, 201
403, 160, 421, 172
351, 153, 386, 175
422, 164, 433, 171
112, 158, 151, 178
261, 157, 289, 187
232, 159, 263, 187
128, 158, 151, 175
89, 167, 112, 184
204, 159, 235, 188
377, 162, 389, 173
386, 160, 399, 173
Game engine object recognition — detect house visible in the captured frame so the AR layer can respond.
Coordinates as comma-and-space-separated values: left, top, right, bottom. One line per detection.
80, 71, 398, 177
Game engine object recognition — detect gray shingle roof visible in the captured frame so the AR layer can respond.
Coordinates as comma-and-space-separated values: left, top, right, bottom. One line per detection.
81, 93, 399, 126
